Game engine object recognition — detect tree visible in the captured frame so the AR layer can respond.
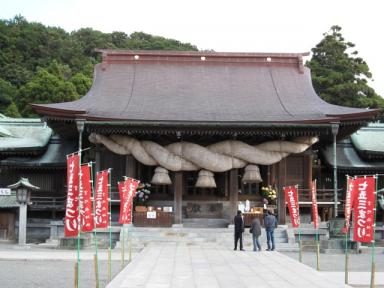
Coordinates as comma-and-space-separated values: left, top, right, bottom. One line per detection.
306, 25, 384, 110
17, 68, 78, 116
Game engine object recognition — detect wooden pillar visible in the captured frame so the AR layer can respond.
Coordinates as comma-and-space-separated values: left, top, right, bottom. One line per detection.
277, 158, 286, 224
304, 152, 313, 189
173, 172, 183, 224
95, 144, 101, 172
229, 169, 238, 223
125, 155, 137, 178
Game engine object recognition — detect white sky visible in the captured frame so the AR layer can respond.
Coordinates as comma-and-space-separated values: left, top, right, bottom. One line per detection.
1, 0, 383, 97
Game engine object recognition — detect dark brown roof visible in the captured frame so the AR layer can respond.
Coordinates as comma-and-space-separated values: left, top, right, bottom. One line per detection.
32, 50, 378, 124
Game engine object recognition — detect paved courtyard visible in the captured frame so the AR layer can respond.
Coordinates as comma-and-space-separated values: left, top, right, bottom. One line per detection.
0, 242, 382, 288
107, 242, 378, 288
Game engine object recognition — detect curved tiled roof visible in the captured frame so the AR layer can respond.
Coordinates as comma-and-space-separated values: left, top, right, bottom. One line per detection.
32, 50, 378, 124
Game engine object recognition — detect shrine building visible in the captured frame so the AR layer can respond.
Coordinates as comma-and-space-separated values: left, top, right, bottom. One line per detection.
31, 50, 379, 226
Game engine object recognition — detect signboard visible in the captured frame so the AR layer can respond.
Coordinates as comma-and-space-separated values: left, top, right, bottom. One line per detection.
0, 188, 11, 196
146, 211, 157, 219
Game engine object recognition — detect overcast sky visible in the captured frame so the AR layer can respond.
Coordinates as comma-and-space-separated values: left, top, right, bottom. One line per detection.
1, 0, 383, 97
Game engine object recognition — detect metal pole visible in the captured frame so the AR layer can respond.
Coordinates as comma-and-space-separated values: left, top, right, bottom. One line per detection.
331, 123, 339, 218
76, 119, 85, 288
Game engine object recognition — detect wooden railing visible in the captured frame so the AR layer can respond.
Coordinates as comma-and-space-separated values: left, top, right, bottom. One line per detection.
298, 188, 343, 203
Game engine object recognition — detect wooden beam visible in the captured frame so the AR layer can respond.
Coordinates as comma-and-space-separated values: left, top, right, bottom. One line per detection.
229, 169, 238, 223
125, 155, 137, 178
277, 158, 286, 224
173, 172, 183, 224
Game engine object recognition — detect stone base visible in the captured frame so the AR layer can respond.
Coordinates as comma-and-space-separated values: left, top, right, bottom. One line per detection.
59, 236, 92, 249
320, 238, 359, 254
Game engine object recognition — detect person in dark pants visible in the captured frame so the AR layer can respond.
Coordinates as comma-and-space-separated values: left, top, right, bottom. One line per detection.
264, 210, 278, 251
250, 217, 262, 251
234, 210, 245, 251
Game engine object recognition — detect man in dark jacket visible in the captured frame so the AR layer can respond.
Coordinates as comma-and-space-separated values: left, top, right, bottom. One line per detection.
250, 217, 262, 251
264, 210, 278, 251
234, 210, 245, 251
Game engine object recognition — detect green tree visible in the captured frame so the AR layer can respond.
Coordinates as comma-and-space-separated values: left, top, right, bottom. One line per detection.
17, 68, 78, 116
307, 25, 384, 110
70, 72, 92, 96
0, 78, 19, 115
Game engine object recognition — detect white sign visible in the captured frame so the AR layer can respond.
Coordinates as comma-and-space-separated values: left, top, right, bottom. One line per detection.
0, 188, 11, 196
146, 211, 157, 219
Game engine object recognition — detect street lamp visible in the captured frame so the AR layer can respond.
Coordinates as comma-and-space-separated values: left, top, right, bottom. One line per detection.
8, 178, 40, 245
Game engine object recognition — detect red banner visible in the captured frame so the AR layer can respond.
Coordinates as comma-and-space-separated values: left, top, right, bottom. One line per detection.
344, 176, 356, 232
94, 170, 109, 228
119, 178, 140, 224
284, 186, 300, 228
353, 176, 376, 243
80, 164, 94, 232
64, 153, 80, 237
311, 180, 319, 229
118, 182, 127, 224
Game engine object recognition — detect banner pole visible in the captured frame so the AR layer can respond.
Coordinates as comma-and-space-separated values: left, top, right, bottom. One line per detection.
345, 225, 349, 284
90, 163, 100, 288
121, 224, 125, 270
370, 174, 378, 288
76, 120, 84, 288
344, 175, 350, 285
297, 185, 302, 263
108, 169, 112, 283
315, 230, 320, 270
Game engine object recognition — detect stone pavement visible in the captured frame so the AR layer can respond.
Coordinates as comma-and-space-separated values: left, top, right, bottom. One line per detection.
107, 242, 355, 288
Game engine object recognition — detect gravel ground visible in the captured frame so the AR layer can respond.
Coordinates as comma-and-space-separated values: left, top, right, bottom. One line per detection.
0, 259, 122, 288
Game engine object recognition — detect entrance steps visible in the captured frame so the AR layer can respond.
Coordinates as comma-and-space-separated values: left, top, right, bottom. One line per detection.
182, 218, 230, 228
116, 226, 299, 252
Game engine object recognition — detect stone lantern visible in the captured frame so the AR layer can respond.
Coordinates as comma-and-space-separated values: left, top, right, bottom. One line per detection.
8, 177, 40, 245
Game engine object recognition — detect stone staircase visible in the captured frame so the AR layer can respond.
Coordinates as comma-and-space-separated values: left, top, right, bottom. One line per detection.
116, 225, 299, 252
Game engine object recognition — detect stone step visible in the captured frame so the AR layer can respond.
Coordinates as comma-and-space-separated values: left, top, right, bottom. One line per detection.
182, 218, 230, 228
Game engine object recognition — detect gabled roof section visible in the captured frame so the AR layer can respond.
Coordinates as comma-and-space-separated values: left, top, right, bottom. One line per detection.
0, 136, 77, 168
32, 50, 379, 124
0, 115, 52, 154
351, 123, 384, 159
322, 138, 384, 172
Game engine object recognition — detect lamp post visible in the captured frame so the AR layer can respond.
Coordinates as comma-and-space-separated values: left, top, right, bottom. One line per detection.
331, 122, 339, 218
8, 178, 40, 246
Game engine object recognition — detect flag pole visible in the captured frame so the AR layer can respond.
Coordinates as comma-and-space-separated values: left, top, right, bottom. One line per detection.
119, 180, 125, 270
75, 120, 85, 288
370, 174, 378, 288
90, 162, 100, 288
108, 168, 112, 283
344, 175, 350, 285
314, 180, 320, 271
297, 185, 302, 263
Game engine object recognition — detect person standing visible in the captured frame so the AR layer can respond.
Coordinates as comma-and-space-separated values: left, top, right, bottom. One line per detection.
264, 210, 277, 251
250, 217, 262, 251
234, 210, 245, 251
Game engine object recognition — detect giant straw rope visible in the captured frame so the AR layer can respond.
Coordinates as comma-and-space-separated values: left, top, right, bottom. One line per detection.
89, 133, 318, 172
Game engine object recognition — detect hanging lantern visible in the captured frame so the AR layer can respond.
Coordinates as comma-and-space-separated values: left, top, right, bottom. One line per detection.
242, 164, 262, 183
151, 167, 172, 185
195, 170, 216, 188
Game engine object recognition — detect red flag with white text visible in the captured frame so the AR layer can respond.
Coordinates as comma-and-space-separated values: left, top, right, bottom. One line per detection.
284, 185, 300, 228
344, 176, 356, 232
119, 178, 139, 224
311, 180, 319, 229
64, 153, 80, 237
80, 164, 94, 232
353, 176, 376, 243
94, 170, 110, 228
